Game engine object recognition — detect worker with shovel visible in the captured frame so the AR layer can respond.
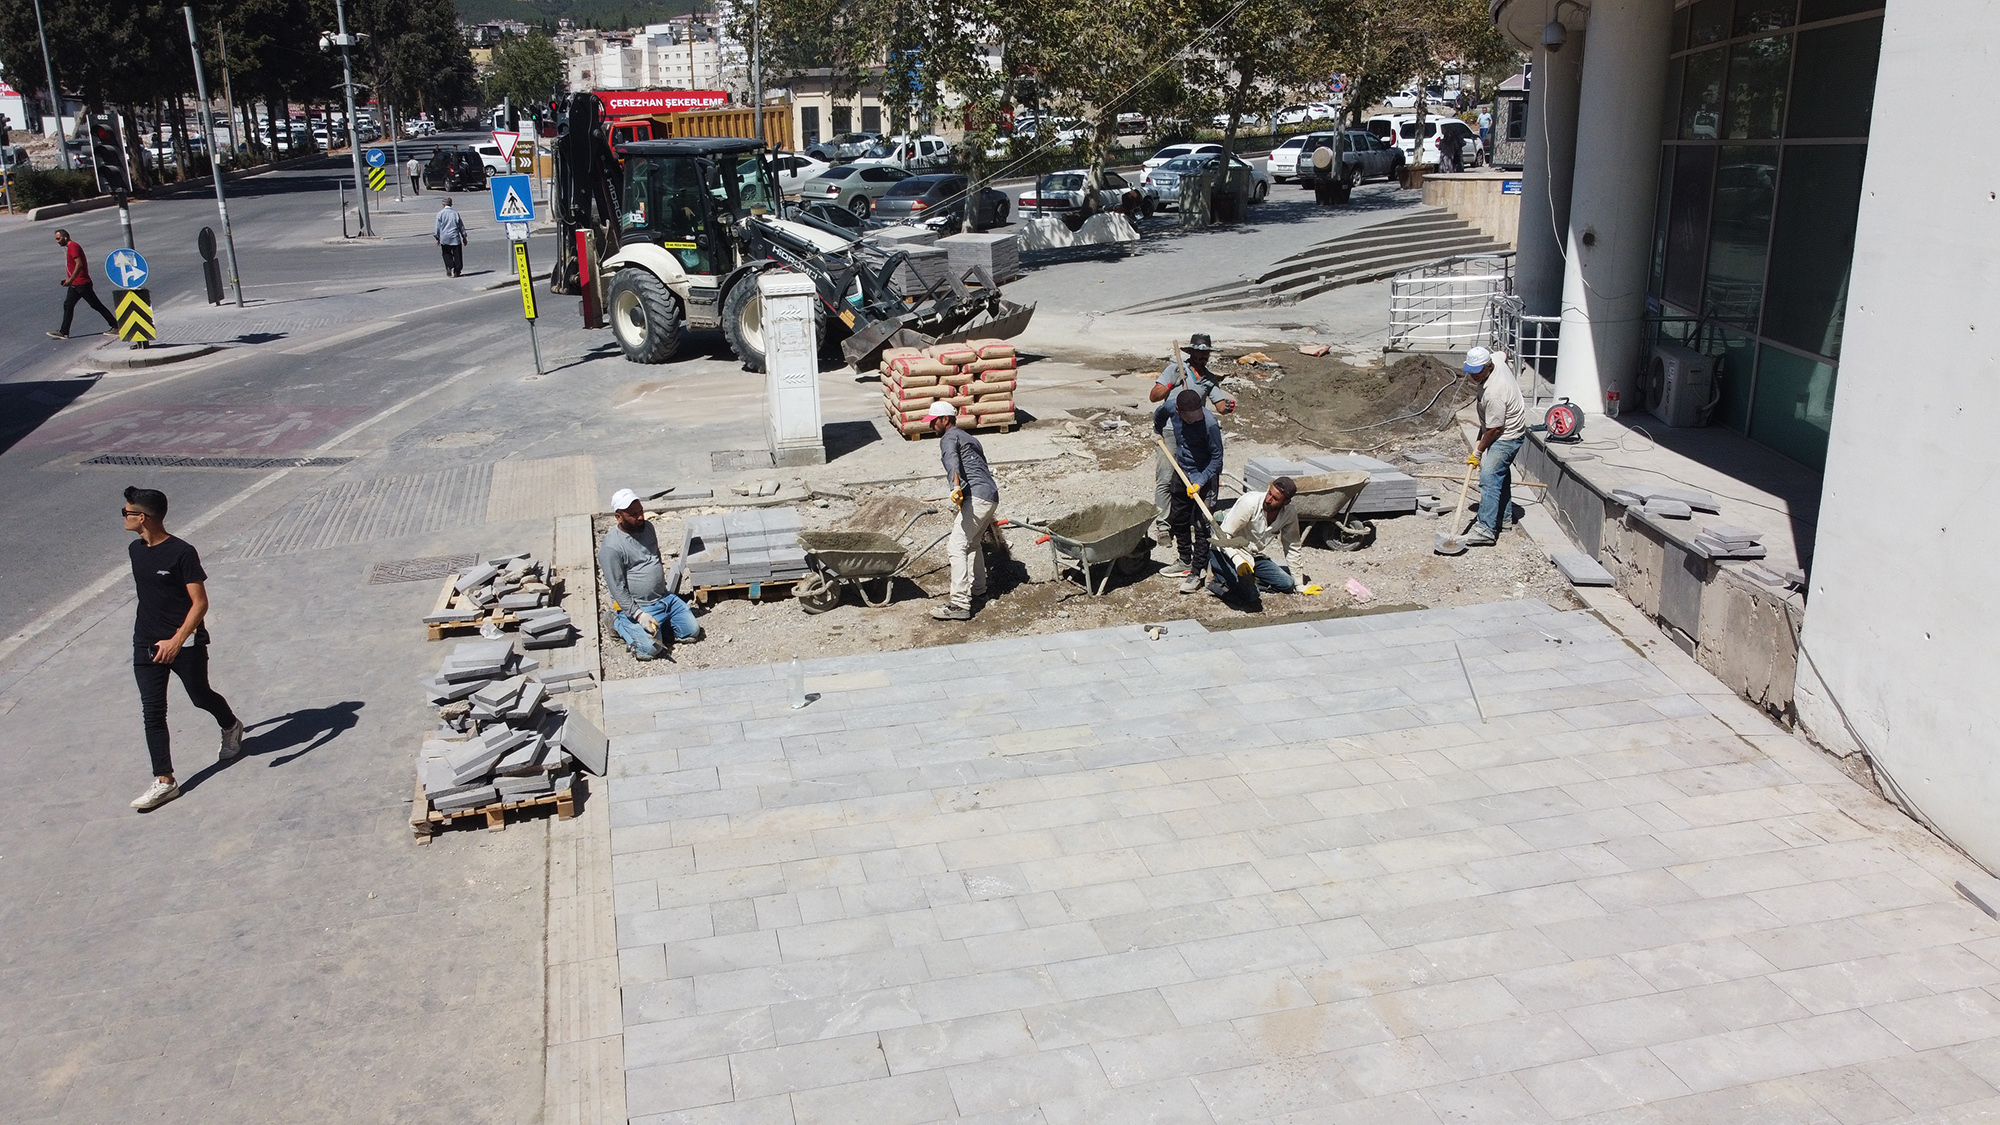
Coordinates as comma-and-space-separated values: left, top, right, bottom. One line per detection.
1459, 346, 1527, 546
1155, 388, 1225, 594
1149, 334, 1234, 540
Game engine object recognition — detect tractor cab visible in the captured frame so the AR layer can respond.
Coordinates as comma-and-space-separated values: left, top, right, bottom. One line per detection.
615, 138, 783, 280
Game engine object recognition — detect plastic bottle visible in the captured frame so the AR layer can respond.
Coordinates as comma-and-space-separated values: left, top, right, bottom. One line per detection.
788, 656, 806, 709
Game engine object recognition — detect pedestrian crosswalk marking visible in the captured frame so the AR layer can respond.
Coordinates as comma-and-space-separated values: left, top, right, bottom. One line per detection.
496, 187, 531, 220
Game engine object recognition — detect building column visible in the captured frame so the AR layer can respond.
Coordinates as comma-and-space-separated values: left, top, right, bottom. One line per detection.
1553, 0, 1672, 413
1516, 39, 1584, 319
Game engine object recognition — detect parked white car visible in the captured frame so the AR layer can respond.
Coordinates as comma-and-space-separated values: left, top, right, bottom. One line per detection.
1018, 169, 1153, 218
1366, 114, 1482, 167
850, 133, 953, 172
471, 143, 511, 175
1142, 142, 1223, 174
1142, 152, 1271, 207
1268, 136, 1311, 182
771, 152, 831, 197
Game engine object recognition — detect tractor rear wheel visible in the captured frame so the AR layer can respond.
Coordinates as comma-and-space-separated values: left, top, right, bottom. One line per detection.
722, 277, 768, 373
607, 269, 683, 364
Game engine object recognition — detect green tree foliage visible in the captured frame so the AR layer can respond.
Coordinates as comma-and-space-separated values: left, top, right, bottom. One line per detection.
483, 31, 563, 110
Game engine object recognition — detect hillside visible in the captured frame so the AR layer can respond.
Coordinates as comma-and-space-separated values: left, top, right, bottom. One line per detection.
455, 0, 698, 30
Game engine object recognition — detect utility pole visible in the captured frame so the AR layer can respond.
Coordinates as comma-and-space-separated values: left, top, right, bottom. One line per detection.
389, 103, 403, 202
217, 23, 240, 160
31, 0, 69, 169
751, 0, 762, 145
185, 7, 244, 306
325, 0, 370, 236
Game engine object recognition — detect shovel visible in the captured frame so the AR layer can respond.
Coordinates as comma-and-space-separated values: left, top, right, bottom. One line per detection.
1433, 456, 1479, 555
1155, 436, 1250, 576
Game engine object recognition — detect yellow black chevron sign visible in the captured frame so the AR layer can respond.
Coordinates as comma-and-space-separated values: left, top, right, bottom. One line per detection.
114, 288, 154, 343
367, 166, 387, 192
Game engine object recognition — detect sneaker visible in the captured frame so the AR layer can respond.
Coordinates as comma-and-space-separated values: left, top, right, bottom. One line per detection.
1177, 574, 1204, 594
1461, 524, 1498, 546
46, 330, 68, 340
219, 720, 245, 761
930, 604, 972, 621
131, 780, 180, 810
1161, 563, 1192, 578
1207, 581, 1232, 599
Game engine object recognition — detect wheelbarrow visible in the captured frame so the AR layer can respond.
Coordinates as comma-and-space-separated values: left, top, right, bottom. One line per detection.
794, 511, 952, 614
1011, 500, 1158, 595
1224, 469, 1377, 552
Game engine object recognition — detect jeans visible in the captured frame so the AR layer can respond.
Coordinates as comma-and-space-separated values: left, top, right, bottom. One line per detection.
1208, 550, 1296, 607
1152, 446, 1178, 532
612, 595, 699, 659
1478, 437, 1524, 534
61, 282, 116, 334
1169, 479, 1218, 569
133, 643, 238, 778
440, 242, 463, 275
948, 495, 998, 609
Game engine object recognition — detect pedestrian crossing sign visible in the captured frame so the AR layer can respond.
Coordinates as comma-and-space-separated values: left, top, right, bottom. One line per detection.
366, 165, 387, 192
490, 174, 535, 223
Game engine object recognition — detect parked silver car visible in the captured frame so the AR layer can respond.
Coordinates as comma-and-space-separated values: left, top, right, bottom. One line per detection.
796, 163, 913, 217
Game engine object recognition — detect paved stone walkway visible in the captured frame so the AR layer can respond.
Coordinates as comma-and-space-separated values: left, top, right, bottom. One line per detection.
604, 601, 2000, 1124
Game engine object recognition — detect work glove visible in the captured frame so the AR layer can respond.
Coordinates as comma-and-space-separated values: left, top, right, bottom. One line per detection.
1186, 483, 1199, 498
1467, 452, 1481, 466
951, 487, 964, 506
637, 611, 660, 635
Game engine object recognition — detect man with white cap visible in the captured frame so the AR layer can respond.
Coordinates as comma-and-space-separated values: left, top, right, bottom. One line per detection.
1461, 346, 1526, 546
597, 488, 702, 658
927, 401, 999, 621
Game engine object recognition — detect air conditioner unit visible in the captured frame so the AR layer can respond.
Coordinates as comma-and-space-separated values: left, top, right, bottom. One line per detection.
1644, 344, 1716, 428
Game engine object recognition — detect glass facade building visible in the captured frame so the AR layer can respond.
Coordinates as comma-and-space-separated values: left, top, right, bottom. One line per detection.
1648, 0, 1884, 470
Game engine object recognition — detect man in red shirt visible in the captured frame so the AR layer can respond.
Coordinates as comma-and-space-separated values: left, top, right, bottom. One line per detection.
48, 228, 117, 340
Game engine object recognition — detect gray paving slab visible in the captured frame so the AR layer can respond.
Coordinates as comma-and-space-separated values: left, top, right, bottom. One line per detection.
602, 601, 2000, 1123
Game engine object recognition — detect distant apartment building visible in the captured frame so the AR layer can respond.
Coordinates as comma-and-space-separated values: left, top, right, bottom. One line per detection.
560, 17, 729, 94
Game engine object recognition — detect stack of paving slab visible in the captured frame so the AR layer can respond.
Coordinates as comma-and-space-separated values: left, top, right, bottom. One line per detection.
421, 550, 565, 637
414, 637, 603, 813
1687, 523, 1767, 560
937, 230, 1021, 286
879, 339, 1018, 436
1611, 485, 1720, 522
681, 508, 808, 589
1244, 454, 1418, 516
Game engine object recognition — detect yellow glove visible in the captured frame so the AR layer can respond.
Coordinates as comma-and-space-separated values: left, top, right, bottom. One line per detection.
951, 487, 964, 505
1186, 483, 1199, 497
1467, 452, 1481, 466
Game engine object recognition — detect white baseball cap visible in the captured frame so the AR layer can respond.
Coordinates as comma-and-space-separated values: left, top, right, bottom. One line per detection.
926, 401, 957, 419
1463, 346, 1493, 373
610, 488, 640, 511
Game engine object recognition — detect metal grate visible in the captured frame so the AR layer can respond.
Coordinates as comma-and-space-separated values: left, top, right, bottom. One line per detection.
83, 454, 356, 469
368, 553, 481, 584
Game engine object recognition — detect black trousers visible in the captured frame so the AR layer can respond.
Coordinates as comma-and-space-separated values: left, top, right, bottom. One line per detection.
440, 242, 463, 275
134, 644, 237, 777
61, 282, 116, 334
1169, 479, 1218, 568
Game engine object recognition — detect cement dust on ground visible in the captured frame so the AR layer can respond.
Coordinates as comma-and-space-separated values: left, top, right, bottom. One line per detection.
594, 364, 1578, 679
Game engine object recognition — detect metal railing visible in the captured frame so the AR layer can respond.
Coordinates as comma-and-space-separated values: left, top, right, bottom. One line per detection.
1490, 293, 1561, 405
1388, 251, 1515, 353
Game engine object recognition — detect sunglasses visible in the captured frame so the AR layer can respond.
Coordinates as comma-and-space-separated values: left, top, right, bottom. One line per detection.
121, 508, 147, 518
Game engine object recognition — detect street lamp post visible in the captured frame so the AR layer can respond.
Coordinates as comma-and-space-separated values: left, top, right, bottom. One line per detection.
751, 0, 762, 145
31, 0, 69, 169
324, 0, 371, 236
184, 6, 244, 306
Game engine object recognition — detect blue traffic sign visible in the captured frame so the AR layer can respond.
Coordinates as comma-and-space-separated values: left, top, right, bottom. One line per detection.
104, 247, 149, 289
366, 147, 386, 168
490, 174, 535, 223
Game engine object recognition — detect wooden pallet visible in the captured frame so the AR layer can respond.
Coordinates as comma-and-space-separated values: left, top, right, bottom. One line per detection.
411, 777, 580, 843
424, 572, 565, 641
691, 577, 801, 606
898, 420, 1017, 441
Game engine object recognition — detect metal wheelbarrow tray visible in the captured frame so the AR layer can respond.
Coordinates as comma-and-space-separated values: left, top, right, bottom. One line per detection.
1017, 501, 1158, 595
796, 531, 911, 612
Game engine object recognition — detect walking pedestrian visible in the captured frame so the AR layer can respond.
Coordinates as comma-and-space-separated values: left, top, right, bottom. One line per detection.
46, 229, 117, 340
434, 196, 466, 277
928, 401, 999, 621
407, 154, 422, 194
121, 486, 244, 811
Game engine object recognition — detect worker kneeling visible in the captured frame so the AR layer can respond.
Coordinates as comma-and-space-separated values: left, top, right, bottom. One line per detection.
600, 488, 703, 659
1207, 476, 1305, 609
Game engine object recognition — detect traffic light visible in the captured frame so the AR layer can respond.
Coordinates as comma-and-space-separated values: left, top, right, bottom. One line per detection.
91, 117, 129, 194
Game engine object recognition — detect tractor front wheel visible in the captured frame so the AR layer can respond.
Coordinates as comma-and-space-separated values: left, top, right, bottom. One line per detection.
607, 269, 683, 364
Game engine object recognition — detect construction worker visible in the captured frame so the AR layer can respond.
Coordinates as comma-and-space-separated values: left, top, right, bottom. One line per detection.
928, 401, 999, 621
1148, 334, 1233, 539
1461, 346, 1526, 546
1155, 388, 1224, 594
1209, 476, 1304, 608
598, 488, 702, 658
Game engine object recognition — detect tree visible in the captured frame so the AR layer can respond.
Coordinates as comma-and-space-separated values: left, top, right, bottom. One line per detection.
484, 32, 562, 113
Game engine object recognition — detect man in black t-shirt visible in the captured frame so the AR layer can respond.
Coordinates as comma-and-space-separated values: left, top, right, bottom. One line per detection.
122, 486, 243, 811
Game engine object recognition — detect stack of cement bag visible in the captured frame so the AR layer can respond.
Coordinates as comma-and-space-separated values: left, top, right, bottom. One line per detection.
415, 638, 602, 813
881, 339, 1018, 438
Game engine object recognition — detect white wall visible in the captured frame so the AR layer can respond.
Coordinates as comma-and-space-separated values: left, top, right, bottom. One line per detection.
1795, 0, 2000, 869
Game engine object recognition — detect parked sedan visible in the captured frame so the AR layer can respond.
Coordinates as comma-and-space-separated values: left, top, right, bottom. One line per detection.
1018, 169, 1152, 218
873, 174, 1010, 230
796, 163, 912, 217
804, 131, 879, 163
1144, 153, 1271, 208
1141, 142, 1223, 175
771, 152, 831, 197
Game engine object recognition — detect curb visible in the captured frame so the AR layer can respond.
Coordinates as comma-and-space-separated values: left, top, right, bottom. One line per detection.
89, 343, 223, 369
